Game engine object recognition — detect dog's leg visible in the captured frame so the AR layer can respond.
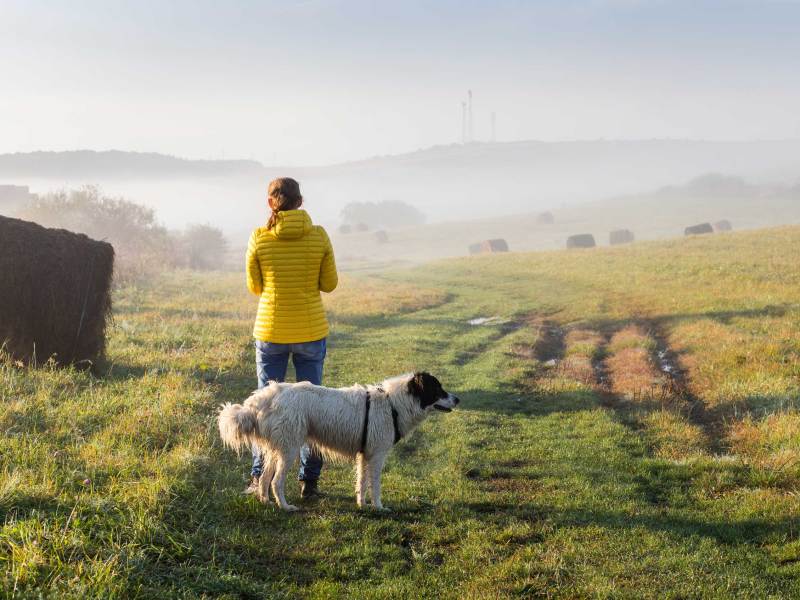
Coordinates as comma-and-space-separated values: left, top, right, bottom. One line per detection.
257, 450, 275, 504
367, 451, 389, 511
355, 453, 368, 508
271, 449, 300, 511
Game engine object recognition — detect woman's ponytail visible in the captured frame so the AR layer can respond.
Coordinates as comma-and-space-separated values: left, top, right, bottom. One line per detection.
266, 208, 280, 231
266, 177, 303, 230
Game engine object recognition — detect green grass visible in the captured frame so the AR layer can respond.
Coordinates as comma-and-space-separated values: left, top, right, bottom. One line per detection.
3, 227, 800, 597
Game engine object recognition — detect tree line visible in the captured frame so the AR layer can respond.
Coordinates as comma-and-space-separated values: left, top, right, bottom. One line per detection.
18, 186, 227, 283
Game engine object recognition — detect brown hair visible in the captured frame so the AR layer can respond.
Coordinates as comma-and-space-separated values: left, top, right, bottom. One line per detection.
266, 177, 303, 230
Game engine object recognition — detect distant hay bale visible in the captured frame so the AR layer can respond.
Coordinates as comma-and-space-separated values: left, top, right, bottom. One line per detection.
609, 229, 635, 245
684, 223, 714, 236
713, 219, 733, 232
355, 222, 369, 232
481, 239, 509, 253
374, 230, 389, 244
536, 211, 555, 225
468, 239, 509, 255
566, 234, 596, 249
338, 224, 352, 234
0, 216, 114, 369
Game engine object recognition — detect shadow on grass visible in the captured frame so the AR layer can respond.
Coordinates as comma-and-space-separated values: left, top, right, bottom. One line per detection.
579, 303, 795, 336
119, 447, 444, 596
101, 362, 150, 380
328, 295, 456, 330
452, 320, 523, 367
460, 497, 798, 547
459, 386, 597, 417
0, 492, 69, 523
458, 447, 796, 550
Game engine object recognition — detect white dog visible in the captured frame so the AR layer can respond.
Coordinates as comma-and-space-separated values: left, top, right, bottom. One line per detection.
218, 372, 459, 511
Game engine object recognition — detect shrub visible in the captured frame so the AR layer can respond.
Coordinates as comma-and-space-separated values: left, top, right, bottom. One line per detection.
180, 224, 228, 271
19, 186, 174, 283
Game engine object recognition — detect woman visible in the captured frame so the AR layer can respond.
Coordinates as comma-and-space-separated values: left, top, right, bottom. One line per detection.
244, 177, 338, 499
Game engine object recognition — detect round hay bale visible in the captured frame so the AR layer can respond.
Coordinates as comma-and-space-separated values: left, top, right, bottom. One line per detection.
684, 223, 714, 236
355, 222, 369, 232
566, 234, 596, 249
481, 239, 509, 253
468, 239, 509, 255
713, 219, 733, 232
0, 216, 114, 369
536, 211, 555, 225
338, 224, 352, 235
374, 230, 389, 244
609, 229, 634, 245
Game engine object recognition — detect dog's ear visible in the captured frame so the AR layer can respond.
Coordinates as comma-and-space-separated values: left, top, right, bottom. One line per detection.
407, 372, 424, 397
407, 372, 441, 407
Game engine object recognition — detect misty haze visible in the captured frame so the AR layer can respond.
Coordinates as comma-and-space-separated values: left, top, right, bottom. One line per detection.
3, 1, 800, 597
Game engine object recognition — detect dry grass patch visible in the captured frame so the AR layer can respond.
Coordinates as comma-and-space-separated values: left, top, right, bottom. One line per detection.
669, 315, 800, 414
605, 326, 710, 459
557, 329, 603, 384
643, 410, 708, 460
729, 412, 800, 484
564, 329, 603, 356
606, 326, 665, 401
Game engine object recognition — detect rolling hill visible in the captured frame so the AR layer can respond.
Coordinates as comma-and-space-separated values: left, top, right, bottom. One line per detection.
2, 140, 799, 234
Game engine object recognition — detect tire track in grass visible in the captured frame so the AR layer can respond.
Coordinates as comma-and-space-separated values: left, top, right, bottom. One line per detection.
523, 316, 717, 458
522, 318, 606, 395
647, 321, 717, 438
453, 319, 522, 366
531, 319, 566, 364
603, 322, 715, 458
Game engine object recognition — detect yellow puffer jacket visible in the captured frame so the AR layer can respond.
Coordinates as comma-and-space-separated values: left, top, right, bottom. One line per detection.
246, 209, 338, 343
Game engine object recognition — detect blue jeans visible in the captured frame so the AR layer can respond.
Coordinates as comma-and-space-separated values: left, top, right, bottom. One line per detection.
251, 338, 327, 481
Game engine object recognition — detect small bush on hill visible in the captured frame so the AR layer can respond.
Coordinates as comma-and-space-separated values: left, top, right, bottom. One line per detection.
179, 224, 228, 271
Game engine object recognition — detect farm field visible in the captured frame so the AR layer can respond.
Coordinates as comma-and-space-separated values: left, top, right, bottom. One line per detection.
325, 181, 800, 270
3, 225, 800, 598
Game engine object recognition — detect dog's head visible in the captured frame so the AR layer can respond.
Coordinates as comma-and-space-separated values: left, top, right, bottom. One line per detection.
406, 372, 460, 413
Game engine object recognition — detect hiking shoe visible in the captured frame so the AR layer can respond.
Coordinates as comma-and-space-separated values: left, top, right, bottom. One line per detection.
300, 479, 323, 499
242, 475, 260, 495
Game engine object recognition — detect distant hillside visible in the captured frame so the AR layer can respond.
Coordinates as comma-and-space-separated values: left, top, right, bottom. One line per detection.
329, 172, 800, 270
583, 173, 800, 234
294, 139, 800, 226
312, 139, 800, 188
2, 141, 800, 232
333, 139, 800, 175
3, 140, 800, 185
0, 150, 263, 180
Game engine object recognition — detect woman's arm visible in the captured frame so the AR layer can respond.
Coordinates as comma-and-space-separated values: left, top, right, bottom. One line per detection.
246, 230, 263, 295
318, 228, 338, 293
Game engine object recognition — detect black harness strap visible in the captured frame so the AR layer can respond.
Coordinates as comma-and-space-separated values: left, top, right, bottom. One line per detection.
360, 385, 403, 454
391, 407, 402, 444
360, 391, 371, 454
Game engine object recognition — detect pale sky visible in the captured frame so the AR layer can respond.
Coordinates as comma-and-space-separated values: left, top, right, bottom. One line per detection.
2, 0, 799, 165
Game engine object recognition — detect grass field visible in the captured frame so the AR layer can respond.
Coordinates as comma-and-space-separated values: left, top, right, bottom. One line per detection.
3, 226, 800, 598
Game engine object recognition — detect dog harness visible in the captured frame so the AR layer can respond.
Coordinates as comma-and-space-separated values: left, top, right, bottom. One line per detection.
360, 386, 402, 454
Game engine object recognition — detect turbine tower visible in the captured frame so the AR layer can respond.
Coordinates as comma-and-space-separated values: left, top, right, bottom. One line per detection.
490, 111, 496, 143
467, 89, 473, 143
461, 101, 467, 144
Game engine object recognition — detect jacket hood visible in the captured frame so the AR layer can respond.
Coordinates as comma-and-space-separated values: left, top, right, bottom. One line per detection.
271, 209, 313, 240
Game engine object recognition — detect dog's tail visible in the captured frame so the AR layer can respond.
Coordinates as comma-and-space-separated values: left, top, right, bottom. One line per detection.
218, 382, 281, 453
218, 402, 258, 453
